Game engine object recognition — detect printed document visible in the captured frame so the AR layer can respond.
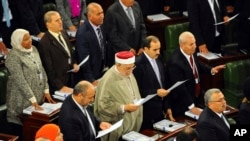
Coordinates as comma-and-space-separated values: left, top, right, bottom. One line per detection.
214, 13, 239, 25
96, 119, 123, 138
134, 94, 157, 105
67, 55, 89, 72
168, 79, 188, 91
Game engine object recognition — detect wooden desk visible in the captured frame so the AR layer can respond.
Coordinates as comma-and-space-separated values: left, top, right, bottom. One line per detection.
0, 133, 18, 141
20, 110, 59, 141
198, 52, 250, 92
144, 15, 188, 52
141, 117, 196, 141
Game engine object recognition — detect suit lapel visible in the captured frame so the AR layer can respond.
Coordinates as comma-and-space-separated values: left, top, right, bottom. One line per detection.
117, 2, 134, 28
48, 32, 70, 57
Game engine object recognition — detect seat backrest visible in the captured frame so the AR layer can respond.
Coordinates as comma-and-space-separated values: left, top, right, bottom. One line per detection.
224, 59, 250, 92
164, 22, 189, 62
0, 67, 8, 105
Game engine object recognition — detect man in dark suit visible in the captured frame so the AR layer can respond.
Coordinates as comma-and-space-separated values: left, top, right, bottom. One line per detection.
104, 0, 147, 66
38, 11, 79, 94
15, 0, 45, 38
133, 35, 172, 131
165, 32, 225, 118
235, 0, 250, 51
75, 2, 106, 86
187, 0, 229, 53
196, 88, 230, 141
58, 80, 111, 141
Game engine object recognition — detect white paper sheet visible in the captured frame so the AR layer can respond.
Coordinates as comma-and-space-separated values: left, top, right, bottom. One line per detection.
214, 13, 239, 25
134, 94, 157, 105
96, 119, 124, 138
67, 55, 89, 72
168, 79, 188, 91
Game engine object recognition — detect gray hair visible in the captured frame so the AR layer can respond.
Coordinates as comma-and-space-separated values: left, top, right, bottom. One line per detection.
179, 31, 194, 45
204, 88, 222, 105
44, 11, 59, 23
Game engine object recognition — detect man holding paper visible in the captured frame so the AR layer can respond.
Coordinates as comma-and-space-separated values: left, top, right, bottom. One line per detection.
94, 51, 142, 141
165, 32, 225, 118
58, 80, 111, 141
75, 3, 106, 87
133, 35, 173, 131
187, 0, 229, 53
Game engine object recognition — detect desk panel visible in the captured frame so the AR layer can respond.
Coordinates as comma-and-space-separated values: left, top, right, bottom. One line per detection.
20, 110, 59, 141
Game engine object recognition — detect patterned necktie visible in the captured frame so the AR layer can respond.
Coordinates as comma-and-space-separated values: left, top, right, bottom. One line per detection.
190, 55, 200, 97
96, 28, 104, 59
2, 0, 11, 27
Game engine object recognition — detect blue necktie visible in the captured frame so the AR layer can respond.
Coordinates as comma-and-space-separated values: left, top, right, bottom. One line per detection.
2, 0, 11, 27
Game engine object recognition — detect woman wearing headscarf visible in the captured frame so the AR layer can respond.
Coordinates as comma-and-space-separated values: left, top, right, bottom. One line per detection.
5, 29, 55, 139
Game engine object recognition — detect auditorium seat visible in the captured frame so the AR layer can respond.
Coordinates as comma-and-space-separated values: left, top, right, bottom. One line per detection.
223, 59, 250, 107
164, 22, 189, 63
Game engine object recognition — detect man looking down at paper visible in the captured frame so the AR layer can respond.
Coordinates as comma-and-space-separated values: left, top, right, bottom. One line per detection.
58, 80, 111, 141
133, 35, 173, 130
94, 51, 143, 141
165, 31, 225, 119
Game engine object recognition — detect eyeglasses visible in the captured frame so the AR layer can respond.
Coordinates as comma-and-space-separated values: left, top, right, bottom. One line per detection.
209, 98, 226, 103
124, 65, 136, 71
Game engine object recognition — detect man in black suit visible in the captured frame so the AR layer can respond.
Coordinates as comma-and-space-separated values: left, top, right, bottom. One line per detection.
196, 88, 230, 141
58, 80, 111, 141
75, 2, 106, 87
187, 0, 229, 53
104, 0, 147, 66
165, 31, 225, 118
38, 11, 79, 94
133, 35, 172, 131
235, 0, 250, 51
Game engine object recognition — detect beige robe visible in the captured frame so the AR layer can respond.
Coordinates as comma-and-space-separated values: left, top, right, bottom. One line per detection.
94, 66, 143, 141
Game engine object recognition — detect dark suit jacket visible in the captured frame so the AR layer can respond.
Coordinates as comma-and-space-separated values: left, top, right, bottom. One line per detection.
235, 0, 250, 50
104, 1, 146, 52
165, 48, 211, 116
133, 53, 167, 130
38, 30, 75, 94
238, 103, 250, 124
136, 0, 166, 17
196, 107, 230, 141
58, 96, 101, 141
5, 0, 44, 35
187, 0, 226, 51
75, 20, 106, 83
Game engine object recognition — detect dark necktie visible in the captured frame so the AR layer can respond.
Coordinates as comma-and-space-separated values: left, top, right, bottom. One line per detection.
97, 28, 104, 59
58, 34, 71, 57
2, 0, 11, 27
190, 55, 200, 97
213, 0, 222, 32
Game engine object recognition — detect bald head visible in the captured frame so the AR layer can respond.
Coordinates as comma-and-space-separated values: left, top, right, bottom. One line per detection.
86, 2, 104, 26
178, 31, 196, 55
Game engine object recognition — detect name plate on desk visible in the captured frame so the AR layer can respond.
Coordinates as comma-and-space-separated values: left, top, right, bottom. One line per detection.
153, 119, 186, 133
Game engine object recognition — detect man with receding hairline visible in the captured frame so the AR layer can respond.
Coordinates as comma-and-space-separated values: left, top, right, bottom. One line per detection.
75, 2, 106, 87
